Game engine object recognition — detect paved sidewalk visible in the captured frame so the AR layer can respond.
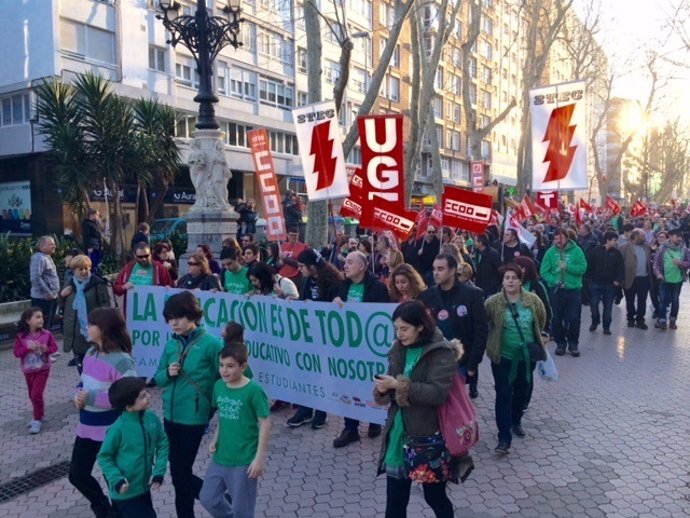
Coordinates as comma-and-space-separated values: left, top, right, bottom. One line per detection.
1, 294, 689, 517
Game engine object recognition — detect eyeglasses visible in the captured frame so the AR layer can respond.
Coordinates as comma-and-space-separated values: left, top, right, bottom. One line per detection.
187, 261, 199, 266
136, 254, 150, 259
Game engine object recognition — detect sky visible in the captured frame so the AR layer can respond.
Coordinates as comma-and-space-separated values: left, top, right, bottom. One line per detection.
573, 0, 690, 126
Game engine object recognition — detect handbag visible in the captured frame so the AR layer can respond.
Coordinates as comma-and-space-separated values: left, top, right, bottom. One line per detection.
437, 373, 479, 457
507, 301, 547, 362
403, 432, 458, 484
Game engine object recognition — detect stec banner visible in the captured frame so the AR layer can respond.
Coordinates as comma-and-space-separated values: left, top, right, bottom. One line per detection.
248, 129, 287, 241
530, 80, 588, 191
126, 287, 395, 424
292, 101, 349, 201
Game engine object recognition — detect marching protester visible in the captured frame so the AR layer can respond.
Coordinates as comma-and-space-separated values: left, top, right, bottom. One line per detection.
220, 246, 253, 294
388, 263, 426, 303
653, 228, 690, 330
68, 308, 137, 518
540, 228, 587, 356
619, 229, 652, 329
243, 243, 261, 267
196, 244, 222, 277
97, 377, 169, 518
499, 228, 533, 264
586, 231, 624, 334
178, 252, 222, 291
649, 231, 669, 318
485, 264, 547, 454
153, 291, 224, 518
513, 256, 551, 335
29, 235, 60, 330
14, 307, 58, 434
278, 226, 308, 284
374, 300, 459, 518
61, 255, 112, 374
332, 251, 390, 447
417, 225, 440, 286
419, 254, 488, 399
473, 234, 502, 298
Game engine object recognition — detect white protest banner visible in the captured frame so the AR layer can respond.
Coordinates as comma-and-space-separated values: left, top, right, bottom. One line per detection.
127, 287, 396, 424
292, 101, 349, 201
530, 80, 588, 191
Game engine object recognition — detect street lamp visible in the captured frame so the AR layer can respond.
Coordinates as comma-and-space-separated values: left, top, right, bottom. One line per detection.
156, 0, 243, 130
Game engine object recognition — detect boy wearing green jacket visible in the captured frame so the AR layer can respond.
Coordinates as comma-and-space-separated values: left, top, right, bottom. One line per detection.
153, 291, 223, 518
98, 377, 168, 518
539, 229, 587, 357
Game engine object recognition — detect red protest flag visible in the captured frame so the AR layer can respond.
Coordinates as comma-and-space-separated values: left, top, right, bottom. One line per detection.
364, 200, 417, 241
579, 198, 594, 213
606, 195, 622, 216
430, 204, 443, 228
441, 186, 493, 234
415, 209, 429, 240
340, 169, 364, 219
630, 200, 648, 217
535, 191, 559, 211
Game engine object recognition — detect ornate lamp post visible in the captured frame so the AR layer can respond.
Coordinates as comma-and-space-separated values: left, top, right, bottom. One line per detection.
156, 0, 244, 264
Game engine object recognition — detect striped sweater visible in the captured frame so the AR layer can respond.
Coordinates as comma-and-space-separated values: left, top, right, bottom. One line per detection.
76, 346, 137, 442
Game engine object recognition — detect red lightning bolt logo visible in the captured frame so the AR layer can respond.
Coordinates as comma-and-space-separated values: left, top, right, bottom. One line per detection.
310, 121, 338, 190
542, 104, 577, 183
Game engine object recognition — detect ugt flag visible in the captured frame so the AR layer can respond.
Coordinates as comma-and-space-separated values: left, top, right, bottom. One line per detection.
530, 81, 588, 191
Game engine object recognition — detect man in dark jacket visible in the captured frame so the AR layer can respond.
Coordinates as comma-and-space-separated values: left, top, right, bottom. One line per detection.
82, 208, 104, 272
419, 253, 488, 399
499, 228, 533, 264
417, 225, 440, 286
401, 232, 421, 270
474, 234, 502, 298
587, 231, 624, 334
332, 251, 389, 448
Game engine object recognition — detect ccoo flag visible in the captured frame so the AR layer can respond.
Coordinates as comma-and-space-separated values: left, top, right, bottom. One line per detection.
530, 81, 588, 192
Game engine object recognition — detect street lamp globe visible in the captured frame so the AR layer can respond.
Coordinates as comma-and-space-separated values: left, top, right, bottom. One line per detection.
227, 0, 242, 11
159, 0, 180, 22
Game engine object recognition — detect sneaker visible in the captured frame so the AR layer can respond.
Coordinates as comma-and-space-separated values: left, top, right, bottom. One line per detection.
569, 346, 580, 358
494, 441, 510, 455
511, 424, 525, 437
589, 324, 598, 332
29, 420, 41, 434
655, 320, 668, 330
311, 413, 327, 430
636, 321, 648, 330
49, 353, 60, 362
333, 428, 360, 448
287, 408, 313, 428
469, 387, 478, 399
627, 320, 635, 328
603, 329, 612, 335
554, 345, 566, 356
368, 424, 382, 438
670, 320, 677, 330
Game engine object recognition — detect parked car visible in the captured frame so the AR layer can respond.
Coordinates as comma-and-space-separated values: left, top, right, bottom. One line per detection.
150, 218, 187, 242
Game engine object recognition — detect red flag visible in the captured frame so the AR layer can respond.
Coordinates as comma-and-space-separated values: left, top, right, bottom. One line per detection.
362, 200, 417, 241
441, 187, 493, 234
606, 195, 621, 216
536, 191, 559, 212
430, 204, 443, 228
247, 129, 287, 241
579, 198, 593, 213
415, 209, 429, 240
631, 200, 648, 217
340, 169, 364, 219
521, 195, 543, 218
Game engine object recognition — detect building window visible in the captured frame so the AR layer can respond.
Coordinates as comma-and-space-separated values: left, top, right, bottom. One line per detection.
217, 61, 229, 95
481, 140, 491, 159
297, 47, 307, 73
482, 16, 493, 36
259, 76, 294, 109
241, 22, 257, 52
392, 44, 400, 67
0, 93, 31, 127
347, 147, 362, 165
481, 65, 492, 83
258, 28, 292, 65
451, 131, 461, 151
379, 1, 395, 26
435, 67, 444, 89
469, 84, 477, 105
325, 60, 341, 84
350, 0, 372, 24
297, 91, 308, 106
175, 114, 196, 138
60, 18, 115, 64
453, 104, 461, 123
230, 67, 257, 100
226, 122, 253, 147
483, 91, 492, 110
175, 56, 200, 88
352, 68, 369, 94
432, 96, 442, 119
148, 46, 167, 72
469, 57, 477, 78
380, 74, 400, 101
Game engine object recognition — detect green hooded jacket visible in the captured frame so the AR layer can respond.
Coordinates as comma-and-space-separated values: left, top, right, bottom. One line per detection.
97, 409, 169, 501
153, 327, 223, 425
539, 240, 587, 289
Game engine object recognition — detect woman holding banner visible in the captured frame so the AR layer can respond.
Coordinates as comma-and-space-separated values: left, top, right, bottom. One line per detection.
374, 300, 459, 518
177, 253, 221, 291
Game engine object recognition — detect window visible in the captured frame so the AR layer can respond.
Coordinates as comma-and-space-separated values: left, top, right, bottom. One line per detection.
298, 91, 308, 106
483, 91, 492, 110
258, 28, 292, 65
445, 130, 452, 148
379, 37, 388, 58
469, 57, 477, 78
469, 84, 477, 105
350, 0, 372, 24
230, 67, 257, 100
435, 67, 443, 89
352, 68, 369, 94
259, 76, 294, 109
347, 146, 362, 165
0, 93, 31, 127
432, 96, 442, 119
217, 61, 229, 95
481, 65, 492, 83
325, 23, 346, 44
241, 22, 257, 52
441, 157, 450, 178
175, 115, 196, 138
380, 74, 400, 101
452, 48, 462, 67
482, 16, 493, 36
379, 2, 395, 26
325, 60, 341, 84
454, 20, 462, 40
148, 46, 166, 72
60, 18, 115, 64
451, 131, 461, 151
423, 4, 438, 30
480, 40, 493, 59
481, 140, 491, 159
481, 114, 491, 127
297, 47, 307, 73
294, 4, 305, 30
353, 36, 372, 67
449, 75, 461, 96
453, 104, 461, 123
423, 35, 433, 58
226, 122, 253, 147
175, 56, 199, 88
392, 44, 400, 67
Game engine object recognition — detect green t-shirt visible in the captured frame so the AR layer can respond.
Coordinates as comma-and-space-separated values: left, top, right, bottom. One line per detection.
384, 346, 424, 469
224, 267, 252, 294
502, 301, 535, 384
130, 263, 154, 286
347, 282, 364, 302
663, 247, 683, 284
212, 378, 269, 466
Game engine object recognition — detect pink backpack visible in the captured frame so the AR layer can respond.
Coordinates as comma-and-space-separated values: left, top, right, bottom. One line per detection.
438, 373, 479, 457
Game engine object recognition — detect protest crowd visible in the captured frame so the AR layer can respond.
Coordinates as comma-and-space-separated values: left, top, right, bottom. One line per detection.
19, 193, 690, 518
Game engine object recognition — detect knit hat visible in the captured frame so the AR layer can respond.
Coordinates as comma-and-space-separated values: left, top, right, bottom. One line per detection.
108, 377, 146, 410
297, 248, 322, 267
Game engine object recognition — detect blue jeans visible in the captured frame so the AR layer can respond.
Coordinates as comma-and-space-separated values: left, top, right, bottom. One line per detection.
549, 288, 582, 348
589, 283, 615, 330
659, 282, 682, 323
116, 492, 156, 518
491, 358, 531, 445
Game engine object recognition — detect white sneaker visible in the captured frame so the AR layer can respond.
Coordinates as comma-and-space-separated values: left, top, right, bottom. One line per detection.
29, 420, 41, 434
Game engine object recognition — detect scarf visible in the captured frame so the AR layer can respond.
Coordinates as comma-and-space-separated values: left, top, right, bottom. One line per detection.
72, 274, 91, 340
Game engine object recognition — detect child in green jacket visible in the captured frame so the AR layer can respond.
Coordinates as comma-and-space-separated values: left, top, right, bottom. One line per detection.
97, 377, 168, 518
